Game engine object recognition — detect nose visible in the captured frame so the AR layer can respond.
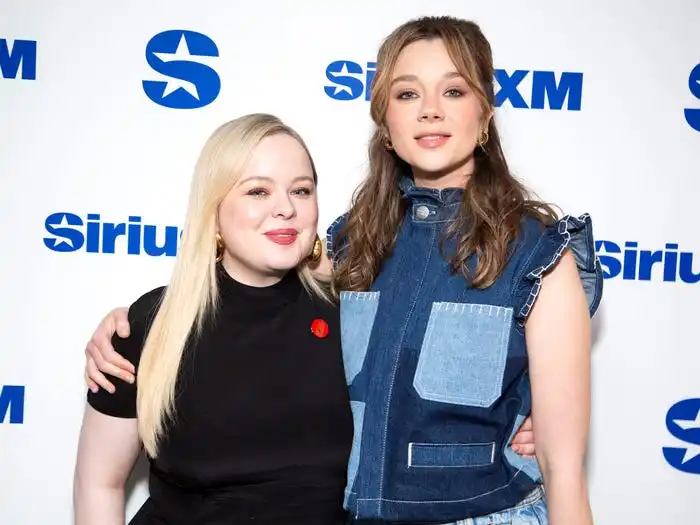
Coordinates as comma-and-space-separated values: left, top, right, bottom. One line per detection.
418, 93, 444, 122
272, 191, 296, 219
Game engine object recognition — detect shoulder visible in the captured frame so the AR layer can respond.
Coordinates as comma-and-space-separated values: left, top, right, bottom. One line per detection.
116, 286, 166, 354
510, 213, 603, 323
325, 213, 349, 263
86, 286, 165, 419
513, 213, 595, 266
127, 286, 166, 331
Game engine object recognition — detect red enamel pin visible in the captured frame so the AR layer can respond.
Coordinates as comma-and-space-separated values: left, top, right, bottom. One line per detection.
311, 318, 329, 339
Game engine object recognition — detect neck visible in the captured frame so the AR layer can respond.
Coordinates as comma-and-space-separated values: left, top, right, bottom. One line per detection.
221, 257, 288, 288
411, 155, 474, 189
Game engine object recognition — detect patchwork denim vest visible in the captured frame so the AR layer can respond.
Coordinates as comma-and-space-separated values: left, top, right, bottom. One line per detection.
326, 176, 603, 523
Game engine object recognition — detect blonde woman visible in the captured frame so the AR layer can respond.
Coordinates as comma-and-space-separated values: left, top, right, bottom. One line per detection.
73, 114, 353, 525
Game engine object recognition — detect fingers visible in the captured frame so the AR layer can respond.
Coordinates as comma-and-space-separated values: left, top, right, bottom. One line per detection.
511, 415, 536, 456
86, 340, 135, 384
86, 355, 116, 394
91, 325, 135, 376
510, 429, 533, 445
84, 369, 99, 394
519, 416, 533, 431
512, 443, 536, 457
114, 307, 130, 338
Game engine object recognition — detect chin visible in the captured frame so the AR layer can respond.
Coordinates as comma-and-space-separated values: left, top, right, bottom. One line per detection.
411, 160, 455, 175
263, 253, 306, 272
411, 152, 473, 178
404, 149, 447, 166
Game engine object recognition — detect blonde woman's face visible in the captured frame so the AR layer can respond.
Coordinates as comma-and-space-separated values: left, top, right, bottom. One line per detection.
218, 133, 318, 286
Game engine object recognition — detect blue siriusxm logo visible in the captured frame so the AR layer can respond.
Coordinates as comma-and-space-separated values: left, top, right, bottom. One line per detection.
595, 240, 699, 283
0, 38, 36, 80
663, 398, 700, 474
494, 70, 582, 111
685, 62, 700, 132
324, 61, 376, 101
0, 385, 24, 424
324, 60, 583, 110
143, 30, 220, 109
43, 212, 182, 256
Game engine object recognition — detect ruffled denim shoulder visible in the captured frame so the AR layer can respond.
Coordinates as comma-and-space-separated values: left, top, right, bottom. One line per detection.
325, 213, 349, 266
512, 214, 603, 325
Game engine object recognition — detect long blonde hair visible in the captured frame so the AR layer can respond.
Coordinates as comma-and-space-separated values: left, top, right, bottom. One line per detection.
136, 113, 329, 457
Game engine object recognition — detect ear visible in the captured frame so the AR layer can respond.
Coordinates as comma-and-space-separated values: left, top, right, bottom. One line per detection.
379, 124, 391, 141
482, 106, 494, 127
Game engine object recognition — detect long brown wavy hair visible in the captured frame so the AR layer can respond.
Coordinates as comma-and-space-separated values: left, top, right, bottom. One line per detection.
332, 16, 558, 293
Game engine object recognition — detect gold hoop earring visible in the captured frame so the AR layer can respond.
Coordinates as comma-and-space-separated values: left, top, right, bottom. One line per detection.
477, 127, 489, 148
215, 233, 225, 263
309, 235, 322, 263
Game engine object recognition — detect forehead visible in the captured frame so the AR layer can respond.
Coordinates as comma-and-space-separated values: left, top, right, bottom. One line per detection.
393, 38, 457, 76
243, 133, 313, 179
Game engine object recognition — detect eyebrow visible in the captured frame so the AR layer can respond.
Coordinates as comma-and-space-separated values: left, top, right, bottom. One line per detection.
390, 71, 463, 85
238, 175, 315, 185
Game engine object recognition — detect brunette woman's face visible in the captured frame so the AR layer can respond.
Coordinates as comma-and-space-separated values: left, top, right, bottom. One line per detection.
384, 38, 486, 189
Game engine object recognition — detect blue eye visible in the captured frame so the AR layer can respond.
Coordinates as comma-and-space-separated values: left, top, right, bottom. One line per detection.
247, 188, 268, 196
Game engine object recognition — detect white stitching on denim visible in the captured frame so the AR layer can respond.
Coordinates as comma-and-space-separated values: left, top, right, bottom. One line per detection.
340, 290, 380, 301
326, 213, 349, 264
356, 466, 528, 504
344, 401, 366, 512
413, 303, 513, 407
431, 302, 511, 317
517, 214, 591, 323
409, 441, 495, 446
407, 442, 496, 468
378, 226, 438, 514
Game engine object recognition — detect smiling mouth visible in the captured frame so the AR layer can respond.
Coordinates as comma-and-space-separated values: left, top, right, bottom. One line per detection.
415, 134, 451, 148
264, 230, 298, 246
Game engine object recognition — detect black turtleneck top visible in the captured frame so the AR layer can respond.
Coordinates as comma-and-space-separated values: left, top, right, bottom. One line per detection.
87, 265, 353, 524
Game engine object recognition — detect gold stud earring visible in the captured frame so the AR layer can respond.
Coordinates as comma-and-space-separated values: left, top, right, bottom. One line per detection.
215, 233, 225, 263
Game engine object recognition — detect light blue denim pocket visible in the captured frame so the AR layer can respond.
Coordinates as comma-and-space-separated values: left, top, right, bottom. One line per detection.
340, 291, 380, 385
413, 302, 512, 408
344, 400, 366, 507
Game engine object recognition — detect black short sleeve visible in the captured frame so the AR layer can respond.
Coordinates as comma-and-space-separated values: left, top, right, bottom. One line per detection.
86, 287, 165, 418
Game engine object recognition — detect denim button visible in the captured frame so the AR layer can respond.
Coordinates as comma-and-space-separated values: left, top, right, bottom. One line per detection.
415, 205, 430, 220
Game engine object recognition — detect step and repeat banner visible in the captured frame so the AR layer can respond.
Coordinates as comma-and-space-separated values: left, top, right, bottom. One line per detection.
1, 0, 699, 523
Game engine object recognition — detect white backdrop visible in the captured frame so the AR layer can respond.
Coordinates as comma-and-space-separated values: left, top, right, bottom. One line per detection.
2, 0, 699, 523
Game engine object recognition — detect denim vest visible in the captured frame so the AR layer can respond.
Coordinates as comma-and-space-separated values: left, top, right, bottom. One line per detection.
326, 176, 603, 523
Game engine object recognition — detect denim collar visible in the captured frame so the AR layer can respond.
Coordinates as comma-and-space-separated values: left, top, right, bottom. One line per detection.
397, 174, 463, 224
397, 174, 464, 206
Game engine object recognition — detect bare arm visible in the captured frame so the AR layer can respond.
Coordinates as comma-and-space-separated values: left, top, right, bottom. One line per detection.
73, 405, 141, 525
525, 249, 593, 525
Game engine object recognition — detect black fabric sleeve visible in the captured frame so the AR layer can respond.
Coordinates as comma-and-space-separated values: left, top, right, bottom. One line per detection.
86, 286, 166, 418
